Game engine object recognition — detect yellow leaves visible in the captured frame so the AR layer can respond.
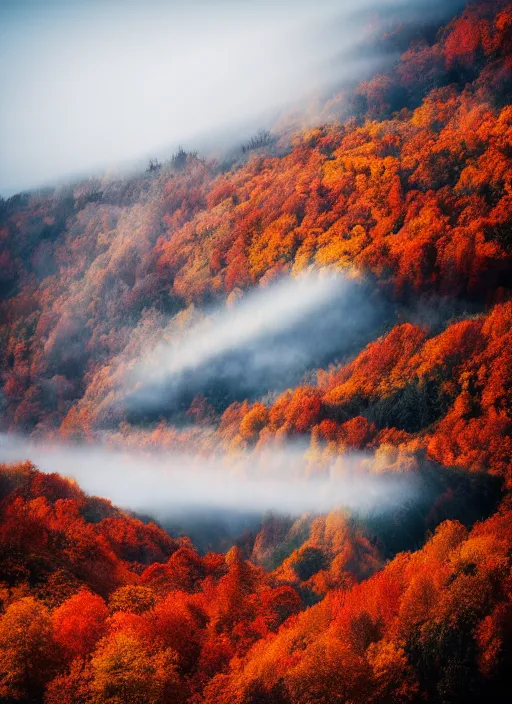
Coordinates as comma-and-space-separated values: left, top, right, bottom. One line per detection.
90, 631, 182, 704
455, 534, 509, 577
300, 127, 320, 145
0, 597, 55, 700
109, 585, 156, 615
315, 224, 369, 267
367, 639, 419, 703
239, 403, 269, 441
323, 383, 350, 406
370, 445, 418, 474
321, 158, 344, 190
248, 213, 298, 278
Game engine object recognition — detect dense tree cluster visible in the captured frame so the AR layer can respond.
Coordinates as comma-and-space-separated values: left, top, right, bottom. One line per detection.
1, 1, 512, 702
203, 509, 512, 704
221, 300, 512, 485
1, 1, 511, 437
0, 464, 306, 703
0, 462, 510, 703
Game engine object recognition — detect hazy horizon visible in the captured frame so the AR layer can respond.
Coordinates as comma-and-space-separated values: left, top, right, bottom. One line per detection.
0, 0, 459, 197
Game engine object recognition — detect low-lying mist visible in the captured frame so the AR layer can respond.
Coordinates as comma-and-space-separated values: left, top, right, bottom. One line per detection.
0, 434, 419, 521
121, 270, 391, 421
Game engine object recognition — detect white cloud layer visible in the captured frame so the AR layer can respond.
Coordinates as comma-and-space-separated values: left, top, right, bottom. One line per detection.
121, 270, 387, 417
0, 0, 454, 194
0, 433, 419, 518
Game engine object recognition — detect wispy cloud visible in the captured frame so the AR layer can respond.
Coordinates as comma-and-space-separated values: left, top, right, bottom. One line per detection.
121, 270, 389, 419
0, 433, 419, 517
0, 0, 460, 194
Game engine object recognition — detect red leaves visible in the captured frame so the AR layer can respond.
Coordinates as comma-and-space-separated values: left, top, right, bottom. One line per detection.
444, 16, 489, 67
0, 1, 512, 701
338, 417, 377, 450
52, 589, 108, 661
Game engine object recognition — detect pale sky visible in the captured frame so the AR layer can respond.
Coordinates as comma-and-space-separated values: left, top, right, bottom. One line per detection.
0, 0, 451, 195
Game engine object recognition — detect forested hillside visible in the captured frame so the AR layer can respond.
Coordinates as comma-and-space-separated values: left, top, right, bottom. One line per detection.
0, 461, 510, 703
1, 1, 512, 702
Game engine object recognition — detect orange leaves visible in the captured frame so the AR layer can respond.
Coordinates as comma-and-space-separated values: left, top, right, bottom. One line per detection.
411, 318, 484, 380
239, 403, 269, 441
150, 591, 203, 673
324, 324, 426, 405
314, 416, 378, 451
224, 245, 251, 293
142, 547, 206, 595
427, 404, 512, 477
475, 602, 512, 679
2, 450, 512, 704
390, 200, 447, 291
338, 416, 377, 450
367, 639, 419, 703
282, 387, 323, 435
206, 178, 236, 209
284, 634, 371, 704
59, 405, 93, 441
1, 1, 512, 699
0, 462, 182, 601
259, 586, 302, 631
421, 303, 512, 478
2, 0, 512, 440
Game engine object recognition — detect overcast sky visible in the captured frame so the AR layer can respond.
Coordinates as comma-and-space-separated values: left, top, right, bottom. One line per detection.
0, 0, 452, 196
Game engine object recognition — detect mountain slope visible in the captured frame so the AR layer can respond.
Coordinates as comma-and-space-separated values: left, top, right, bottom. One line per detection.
0, 1, 512, 703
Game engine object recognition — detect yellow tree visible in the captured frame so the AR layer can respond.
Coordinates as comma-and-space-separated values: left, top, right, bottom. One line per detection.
90, 631, 184, 704
0, 596, 57, 701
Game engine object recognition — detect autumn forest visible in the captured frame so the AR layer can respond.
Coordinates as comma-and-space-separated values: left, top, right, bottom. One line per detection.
1, 0, 512, 702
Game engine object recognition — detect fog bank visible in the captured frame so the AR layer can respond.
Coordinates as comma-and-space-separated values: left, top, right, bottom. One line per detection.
0, 434, 419, 519
1, 0, 462, 194
122, 270, 390, 420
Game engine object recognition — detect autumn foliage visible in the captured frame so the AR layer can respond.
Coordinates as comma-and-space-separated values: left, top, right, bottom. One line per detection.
0, 462, 510, 702
1, 1, 512, 702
